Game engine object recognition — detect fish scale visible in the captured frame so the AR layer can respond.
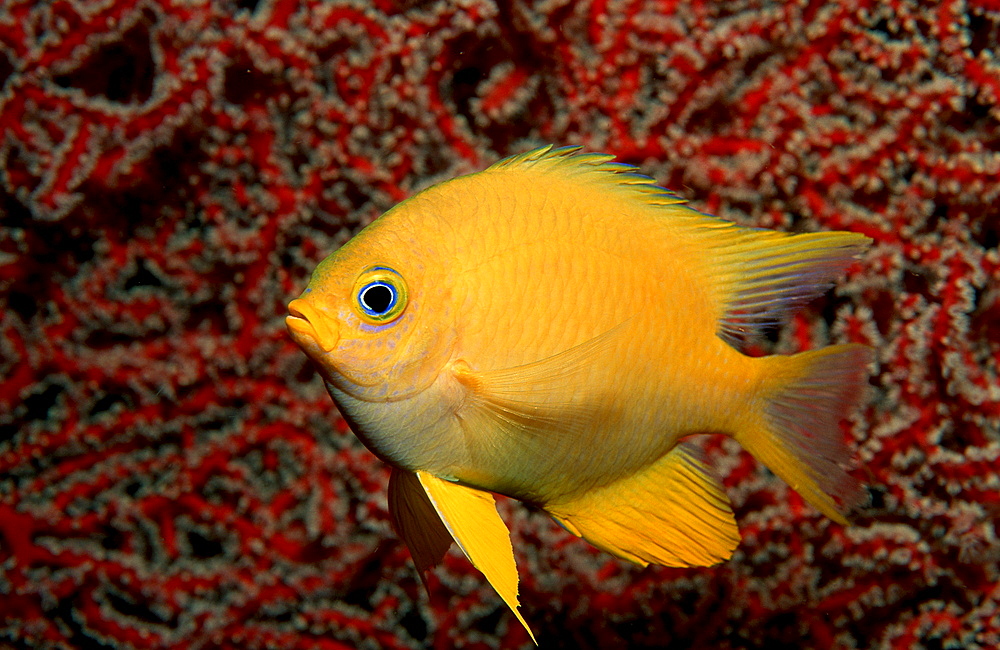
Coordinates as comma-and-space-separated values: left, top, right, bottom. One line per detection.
286, 144, 874, 643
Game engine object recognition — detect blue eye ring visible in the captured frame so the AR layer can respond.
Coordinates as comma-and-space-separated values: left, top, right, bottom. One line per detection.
352, 266, 408, 323
359, 281, 397, 316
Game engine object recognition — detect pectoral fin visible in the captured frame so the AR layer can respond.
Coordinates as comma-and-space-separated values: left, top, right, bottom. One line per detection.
387, 468, 454, 588
416, 471, 535, 643
449, 321, 629, 446
547, 443, 741, 567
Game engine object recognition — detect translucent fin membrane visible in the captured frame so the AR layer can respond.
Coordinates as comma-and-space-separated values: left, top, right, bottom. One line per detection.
702, 225, 871, 346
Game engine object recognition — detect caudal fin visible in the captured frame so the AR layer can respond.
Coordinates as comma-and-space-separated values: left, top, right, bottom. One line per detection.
737, 344, 874, 523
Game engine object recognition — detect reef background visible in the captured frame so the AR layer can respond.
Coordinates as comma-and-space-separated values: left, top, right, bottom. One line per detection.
2, 1, 998, 648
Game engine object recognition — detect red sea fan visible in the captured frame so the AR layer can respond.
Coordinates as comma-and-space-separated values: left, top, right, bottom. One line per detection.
1, 1, 998, 648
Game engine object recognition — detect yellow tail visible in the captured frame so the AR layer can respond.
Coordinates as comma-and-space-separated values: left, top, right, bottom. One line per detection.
736, 344, 874, 523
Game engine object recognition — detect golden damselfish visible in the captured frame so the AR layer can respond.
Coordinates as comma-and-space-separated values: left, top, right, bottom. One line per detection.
286, 146, 874, 642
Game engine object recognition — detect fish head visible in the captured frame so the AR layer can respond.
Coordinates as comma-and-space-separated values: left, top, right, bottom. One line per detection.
286, 232, 455, 404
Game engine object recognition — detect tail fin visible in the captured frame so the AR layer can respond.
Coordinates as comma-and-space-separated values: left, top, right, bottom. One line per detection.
737, 344, 874, 523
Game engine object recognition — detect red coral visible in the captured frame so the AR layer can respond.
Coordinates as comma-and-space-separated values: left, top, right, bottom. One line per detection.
1, 0, 998, 648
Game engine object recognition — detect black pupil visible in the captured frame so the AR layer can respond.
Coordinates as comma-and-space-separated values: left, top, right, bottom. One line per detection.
362, 284, 394, 313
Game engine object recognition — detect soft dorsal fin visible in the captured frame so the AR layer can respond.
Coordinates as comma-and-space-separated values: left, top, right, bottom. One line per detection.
694, 224, 871, 346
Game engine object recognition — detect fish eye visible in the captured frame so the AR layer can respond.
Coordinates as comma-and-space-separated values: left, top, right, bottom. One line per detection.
352, 267, 408, 323
359, 283, 395, 314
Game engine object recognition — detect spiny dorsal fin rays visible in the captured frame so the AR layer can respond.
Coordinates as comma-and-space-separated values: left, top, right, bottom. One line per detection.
486, 144, 584, 169
415, 471, 537, 644
486, 145, 686, 206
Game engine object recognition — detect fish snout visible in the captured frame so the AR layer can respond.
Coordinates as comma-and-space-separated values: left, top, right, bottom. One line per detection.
286, 298, 339, 352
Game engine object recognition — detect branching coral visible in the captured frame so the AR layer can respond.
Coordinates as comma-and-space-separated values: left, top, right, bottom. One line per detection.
1, 0, 998, 648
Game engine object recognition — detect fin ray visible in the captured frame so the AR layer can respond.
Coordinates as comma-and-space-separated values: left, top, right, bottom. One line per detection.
738, 344, 874, 523
387, 468, 453, 587
416, 472, 535, 643
701, 226, 872, 346
486, 146, 871, 348
547, 444, 740, 567
450, 320, 630, 444
486, 145, 685, 206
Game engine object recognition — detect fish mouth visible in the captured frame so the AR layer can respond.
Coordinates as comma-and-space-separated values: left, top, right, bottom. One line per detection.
286, 298, 338, 352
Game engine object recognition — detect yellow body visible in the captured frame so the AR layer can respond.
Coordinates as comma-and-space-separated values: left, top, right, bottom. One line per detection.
327, 161, 750, 499
286, 146, 873, 641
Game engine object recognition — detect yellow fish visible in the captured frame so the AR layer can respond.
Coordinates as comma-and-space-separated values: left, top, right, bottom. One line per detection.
286, 146, 873, 641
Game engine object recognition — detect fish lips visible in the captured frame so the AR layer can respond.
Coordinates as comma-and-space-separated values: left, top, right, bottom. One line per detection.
286, 298, 339, 353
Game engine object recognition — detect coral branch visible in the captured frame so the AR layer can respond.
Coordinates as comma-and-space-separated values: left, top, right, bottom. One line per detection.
1, 0, 997, 648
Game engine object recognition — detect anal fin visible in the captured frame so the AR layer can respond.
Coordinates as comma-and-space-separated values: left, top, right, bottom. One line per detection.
415, 471, 536, 643
547, 443, 740, 567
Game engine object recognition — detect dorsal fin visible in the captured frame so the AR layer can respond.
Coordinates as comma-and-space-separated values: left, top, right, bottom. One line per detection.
695, 224, 871, 346
487, 145, 870, 345
486, 145, 686, 207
